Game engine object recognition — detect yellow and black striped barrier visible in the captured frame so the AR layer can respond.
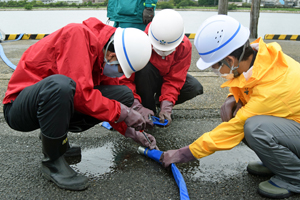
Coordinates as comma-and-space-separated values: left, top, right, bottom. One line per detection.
187, 34, 300, 41
264, 34, 300, 41
5, 33, 196, 40
185, 33, 195, 39
5, 33, 300, 41
5, 34, 49, 40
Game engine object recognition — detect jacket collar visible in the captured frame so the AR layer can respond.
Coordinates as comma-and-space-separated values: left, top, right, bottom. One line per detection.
221, 37, 288, 89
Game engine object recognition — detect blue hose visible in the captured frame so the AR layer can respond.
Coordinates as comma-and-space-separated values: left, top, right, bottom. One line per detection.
101, 121, 113, 130
102, 116, 168, 130
137, 147, 190, 200
0, 44, 16, 70
141, 147, 163, 163
0, 33, 24, 70
171, 163, 190, 200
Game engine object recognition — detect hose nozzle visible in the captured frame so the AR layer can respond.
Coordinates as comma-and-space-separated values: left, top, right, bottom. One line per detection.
137, 146, 146, 154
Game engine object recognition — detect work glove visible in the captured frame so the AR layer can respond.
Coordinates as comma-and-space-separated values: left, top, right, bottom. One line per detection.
159, 146, 196, 168
143, 7, 154, 25
220, 96, 243, 122
124, 127, 157, 150
159, 100, 173, 126
131, 99, 154, 130
117, 103, 146, 131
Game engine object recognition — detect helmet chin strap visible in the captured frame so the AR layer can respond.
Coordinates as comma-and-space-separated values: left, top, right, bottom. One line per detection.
104, 34, 119, 65
221, 42, 247, 78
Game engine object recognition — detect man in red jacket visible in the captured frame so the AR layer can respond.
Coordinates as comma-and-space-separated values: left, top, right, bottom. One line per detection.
119, 9, 203, 127
2, 17, 156, 191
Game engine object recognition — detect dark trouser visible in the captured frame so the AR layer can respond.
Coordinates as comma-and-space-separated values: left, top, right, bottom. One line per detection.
244, 115, 300, 193
134, 62, 203, 113
3, 74, 134, 139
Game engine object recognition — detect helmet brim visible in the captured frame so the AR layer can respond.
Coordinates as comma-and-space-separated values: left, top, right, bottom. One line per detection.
196, 25, 250, 71
114, 27, 152, 78
114, 28, 133, 78
196, 57, 216, 70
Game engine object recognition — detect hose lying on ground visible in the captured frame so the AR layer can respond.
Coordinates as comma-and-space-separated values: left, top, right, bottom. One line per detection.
0, 33, 24, 70
137, 146, 190, 200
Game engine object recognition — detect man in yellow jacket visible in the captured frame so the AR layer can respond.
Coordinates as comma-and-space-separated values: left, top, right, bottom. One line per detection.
159, 15, 300, 199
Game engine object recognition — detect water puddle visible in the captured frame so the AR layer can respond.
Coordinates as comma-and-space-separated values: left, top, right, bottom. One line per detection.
177, 144, 259, 182
71, 142, 116, 177
70, 141, 259, 182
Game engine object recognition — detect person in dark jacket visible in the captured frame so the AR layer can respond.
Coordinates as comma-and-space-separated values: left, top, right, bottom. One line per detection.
107, 0, 157, 31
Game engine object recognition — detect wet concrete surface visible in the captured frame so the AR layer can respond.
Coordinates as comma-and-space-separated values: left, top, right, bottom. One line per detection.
0, 116, 263, 200
1, 39, 300, 199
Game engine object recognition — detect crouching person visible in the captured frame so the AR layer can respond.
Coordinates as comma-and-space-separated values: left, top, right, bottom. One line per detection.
3, 17, 156, 191
160, 15, 300, 199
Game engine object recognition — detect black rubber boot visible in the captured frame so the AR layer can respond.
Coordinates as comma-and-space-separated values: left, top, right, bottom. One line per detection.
40, 132, 89, 191
64, 142, 81, 157
39, 132, 81, 157
64, 142, 82, 165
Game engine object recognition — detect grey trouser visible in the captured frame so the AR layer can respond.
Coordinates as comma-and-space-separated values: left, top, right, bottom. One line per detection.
244, 115, 300, 193
3, 74, 134, 139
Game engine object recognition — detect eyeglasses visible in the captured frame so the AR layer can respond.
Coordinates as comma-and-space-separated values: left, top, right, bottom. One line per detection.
211, 61, 224, 69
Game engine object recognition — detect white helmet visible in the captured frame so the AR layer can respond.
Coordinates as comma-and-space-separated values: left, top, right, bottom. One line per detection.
114, 27, 152, 78
194, 15, 250, 70
148, 9, 185, 51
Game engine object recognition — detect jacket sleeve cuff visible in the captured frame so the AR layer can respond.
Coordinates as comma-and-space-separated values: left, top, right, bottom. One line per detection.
160, 100, 173, 110
131, 99, 141, 108
178, 146, 196, 163
116, 103, 128, 123
144, 2, 156, 7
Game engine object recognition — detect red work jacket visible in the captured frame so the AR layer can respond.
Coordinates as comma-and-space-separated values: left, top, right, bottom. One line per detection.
3, 18, 125, 129
119, 22, 192, 105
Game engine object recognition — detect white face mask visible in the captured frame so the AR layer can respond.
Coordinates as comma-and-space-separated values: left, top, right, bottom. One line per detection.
212, 63, 234, 80
103, 63, 123, 78
153, 46, 175, 57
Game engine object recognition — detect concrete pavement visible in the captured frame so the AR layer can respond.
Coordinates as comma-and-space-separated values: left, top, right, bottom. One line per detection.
1, 39, 300, 199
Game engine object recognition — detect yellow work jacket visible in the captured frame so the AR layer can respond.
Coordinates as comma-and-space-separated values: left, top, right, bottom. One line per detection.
190, 38, 300, 159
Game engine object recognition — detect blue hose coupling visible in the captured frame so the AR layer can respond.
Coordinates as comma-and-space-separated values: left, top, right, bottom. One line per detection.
137, 146, 163, 163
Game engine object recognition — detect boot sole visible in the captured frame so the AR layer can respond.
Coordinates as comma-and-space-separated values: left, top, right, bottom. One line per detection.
258, 188, 294, 199
41, 168, 89, 191
247, 166, 274, 176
